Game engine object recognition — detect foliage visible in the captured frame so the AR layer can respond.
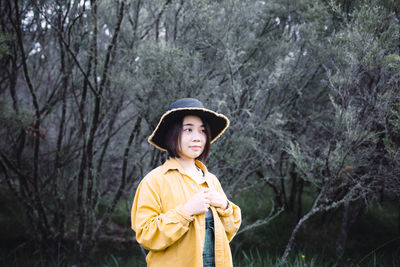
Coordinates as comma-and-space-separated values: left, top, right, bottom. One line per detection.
0, 0, 399, 265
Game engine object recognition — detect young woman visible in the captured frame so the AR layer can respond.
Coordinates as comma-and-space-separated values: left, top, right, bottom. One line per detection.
131, 98, 241, 267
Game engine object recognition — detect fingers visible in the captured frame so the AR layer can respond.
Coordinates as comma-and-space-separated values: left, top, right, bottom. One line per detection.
186, 188, 227, 214
202, 193, 211, 206
194, 191, 211, 212
184, 192, 210, 216
200, 188, 210, 193
204, 189, 227, 209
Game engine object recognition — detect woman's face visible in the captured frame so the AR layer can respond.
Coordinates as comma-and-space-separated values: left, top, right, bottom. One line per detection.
178, 115, 207, 161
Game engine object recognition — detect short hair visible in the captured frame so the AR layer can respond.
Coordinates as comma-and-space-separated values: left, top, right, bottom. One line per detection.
164, 116, 211, 162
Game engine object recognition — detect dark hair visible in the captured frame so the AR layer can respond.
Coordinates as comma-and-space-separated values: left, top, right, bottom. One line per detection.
164, 116, 211, 162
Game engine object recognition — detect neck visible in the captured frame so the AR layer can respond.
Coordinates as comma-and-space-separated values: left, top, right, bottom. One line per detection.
175, 157, 196, 172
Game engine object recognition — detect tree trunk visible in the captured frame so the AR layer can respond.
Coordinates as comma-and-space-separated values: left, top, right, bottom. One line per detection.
336, 200, 362, 256
398, 201, 400, 235
296, 179, 303, 220
288, 167, 297, 212
336, 201, 350, 256
280, 192, 323, 266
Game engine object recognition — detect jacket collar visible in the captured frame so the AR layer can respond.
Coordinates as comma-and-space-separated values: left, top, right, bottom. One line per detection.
162, 157, 208, 176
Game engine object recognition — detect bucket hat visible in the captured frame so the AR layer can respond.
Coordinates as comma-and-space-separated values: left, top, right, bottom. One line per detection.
148, 98, 229, 151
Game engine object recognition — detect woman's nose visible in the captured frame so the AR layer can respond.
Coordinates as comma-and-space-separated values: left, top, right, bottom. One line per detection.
192, 130, 202, 141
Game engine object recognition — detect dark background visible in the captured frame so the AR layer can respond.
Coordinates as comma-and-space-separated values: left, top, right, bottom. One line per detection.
1, 0, 399, 266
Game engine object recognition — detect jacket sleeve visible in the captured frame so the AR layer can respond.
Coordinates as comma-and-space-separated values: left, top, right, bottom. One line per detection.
131, 179, 194, 251
212, 177, 242, 241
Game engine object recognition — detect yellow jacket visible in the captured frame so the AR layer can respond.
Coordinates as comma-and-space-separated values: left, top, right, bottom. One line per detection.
131, 158, 241, 267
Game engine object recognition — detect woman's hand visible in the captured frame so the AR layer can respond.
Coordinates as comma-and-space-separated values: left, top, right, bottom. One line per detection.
182, 189, 211, 216
205, 189, 229, 210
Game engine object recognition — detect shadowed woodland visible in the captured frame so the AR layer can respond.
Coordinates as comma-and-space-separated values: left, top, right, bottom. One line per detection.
1, 0, 400, 266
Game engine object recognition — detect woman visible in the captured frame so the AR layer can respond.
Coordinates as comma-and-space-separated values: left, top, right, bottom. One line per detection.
131, 98, 241, 267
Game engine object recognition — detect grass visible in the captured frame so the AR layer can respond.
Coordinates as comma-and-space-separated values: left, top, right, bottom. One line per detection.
232, 184, 400, 267
1, 186, 399, 266
89, 254, 146, 267
1, 244, 399, 267
0, 244, 147, 267
87, 248, 400, 267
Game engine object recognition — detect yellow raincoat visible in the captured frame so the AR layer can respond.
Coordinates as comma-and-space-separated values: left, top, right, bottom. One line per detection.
131, 158, 241, 267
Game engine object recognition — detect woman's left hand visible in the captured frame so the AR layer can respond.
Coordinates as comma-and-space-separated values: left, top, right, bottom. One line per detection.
205, 189, 229, 210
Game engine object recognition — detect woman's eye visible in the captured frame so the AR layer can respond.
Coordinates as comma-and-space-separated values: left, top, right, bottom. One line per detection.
184, 128, 191, 132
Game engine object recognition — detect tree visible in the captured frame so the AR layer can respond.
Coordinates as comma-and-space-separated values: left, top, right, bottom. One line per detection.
0, 0, 144, 263
280, 0, 400, 264
1, 0, 399, 265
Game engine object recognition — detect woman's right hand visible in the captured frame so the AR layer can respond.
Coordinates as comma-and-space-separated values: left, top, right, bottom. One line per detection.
182, 189, 211, 216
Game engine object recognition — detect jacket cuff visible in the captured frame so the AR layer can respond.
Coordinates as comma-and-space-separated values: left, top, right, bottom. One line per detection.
175, 205, 195, 223
216, 201, 233, 217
